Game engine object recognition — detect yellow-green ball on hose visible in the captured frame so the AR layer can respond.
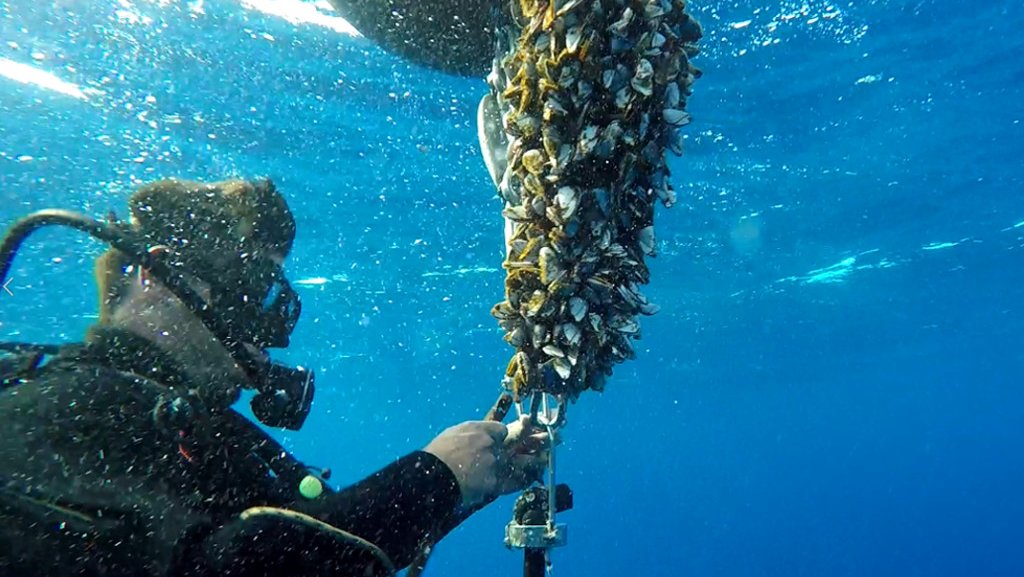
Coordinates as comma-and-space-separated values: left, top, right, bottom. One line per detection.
299, 475, 324, 499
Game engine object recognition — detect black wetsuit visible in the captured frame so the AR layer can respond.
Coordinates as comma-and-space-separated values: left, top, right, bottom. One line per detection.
0, 327, 463, 576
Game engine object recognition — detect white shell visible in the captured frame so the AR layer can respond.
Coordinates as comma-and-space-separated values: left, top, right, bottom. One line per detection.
609, 7, 633, 35
539, 247, 563, 285
562, 322, 582, 346
644, 0, 666, 19
569, 296, 587, 321
638, 226, 656, 255
612, 315, 640, 334
664, 82, 680, 108
509, 326, 526, 347
602, 68, 616, 89
615, 87, 632, 109
551, 357, 572, 380
556, 186, 580, 220
631, 59, 654, 96
556, 0, 584, 18
667, 128, 684, 155
578, 125, 599, 156
565, 26, 583, 53
543, 344, 566, 358
641, 302, 661, 315
663, 108, 691, 126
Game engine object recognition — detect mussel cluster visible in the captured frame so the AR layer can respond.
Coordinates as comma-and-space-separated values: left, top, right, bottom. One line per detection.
489, 0, 702, 401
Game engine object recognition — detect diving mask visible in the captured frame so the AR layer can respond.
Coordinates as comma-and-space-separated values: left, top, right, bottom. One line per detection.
207, 257, 302, 350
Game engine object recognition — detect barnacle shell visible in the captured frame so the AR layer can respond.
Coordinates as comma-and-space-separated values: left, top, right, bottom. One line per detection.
522, 149, 547, 174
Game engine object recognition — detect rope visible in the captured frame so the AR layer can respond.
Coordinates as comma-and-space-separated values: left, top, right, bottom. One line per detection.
486, 0, 703, 401
239, 506, 397, 576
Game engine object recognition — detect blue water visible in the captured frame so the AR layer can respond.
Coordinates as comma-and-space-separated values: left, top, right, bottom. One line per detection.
2, 0, 1023, 575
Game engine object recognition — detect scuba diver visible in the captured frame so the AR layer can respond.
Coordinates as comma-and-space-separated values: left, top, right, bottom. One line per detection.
0, 178, 548, 576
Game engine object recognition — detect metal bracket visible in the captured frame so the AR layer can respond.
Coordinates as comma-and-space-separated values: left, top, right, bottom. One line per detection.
505, 522, 568, 550
516, 391, 568, 431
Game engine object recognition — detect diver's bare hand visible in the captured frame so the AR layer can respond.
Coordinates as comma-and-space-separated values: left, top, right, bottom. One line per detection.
497, 415, 550, 495
424, 418, 551, 507
424, 421, 508, 507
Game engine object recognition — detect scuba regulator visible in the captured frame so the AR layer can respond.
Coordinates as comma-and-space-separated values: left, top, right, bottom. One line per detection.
0, 209, 315, 430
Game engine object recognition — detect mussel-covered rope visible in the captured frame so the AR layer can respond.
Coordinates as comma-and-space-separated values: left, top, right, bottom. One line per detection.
487, 0, 703, 401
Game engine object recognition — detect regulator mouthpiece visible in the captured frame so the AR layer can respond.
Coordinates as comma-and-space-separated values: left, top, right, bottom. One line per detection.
250, 361, 315, 431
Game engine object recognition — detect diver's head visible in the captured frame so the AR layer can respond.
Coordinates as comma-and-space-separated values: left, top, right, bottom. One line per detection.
95, 178, 301, 350
0, 177, 312, 427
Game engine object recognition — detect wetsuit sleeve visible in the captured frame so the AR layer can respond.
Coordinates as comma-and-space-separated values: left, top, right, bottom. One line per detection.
299, 450, 464, 568
191, 450, 465, 577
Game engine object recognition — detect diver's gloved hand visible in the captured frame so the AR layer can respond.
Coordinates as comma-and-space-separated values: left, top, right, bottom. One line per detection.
423, 417, 550, 508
